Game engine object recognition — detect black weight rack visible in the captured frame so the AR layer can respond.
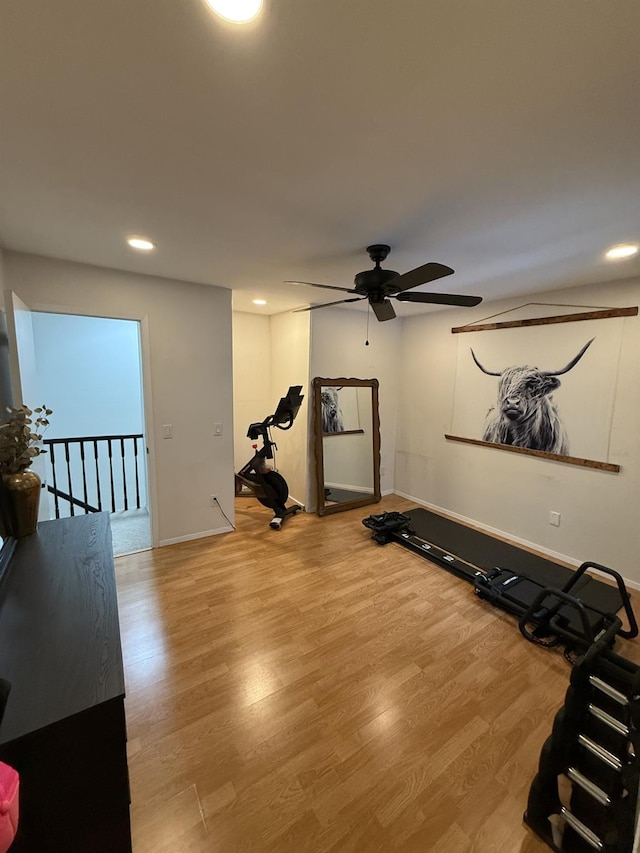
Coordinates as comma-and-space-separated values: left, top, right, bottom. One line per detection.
525, 619, 640, 852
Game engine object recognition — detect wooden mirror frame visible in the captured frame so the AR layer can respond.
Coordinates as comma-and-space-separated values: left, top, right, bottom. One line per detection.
312, 377, 381, 517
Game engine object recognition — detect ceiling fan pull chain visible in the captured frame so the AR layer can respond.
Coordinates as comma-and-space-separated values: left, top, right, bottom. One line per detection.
365, 303, 371, 346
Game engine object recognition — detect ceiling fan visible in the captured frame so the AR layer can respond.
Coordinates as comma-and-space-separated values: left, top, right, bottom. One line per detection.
286, 244, 482, 322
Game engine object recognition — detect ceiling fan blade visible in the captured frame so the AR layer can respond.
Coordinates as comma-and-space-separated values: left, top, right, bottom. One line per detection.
390, 262, 455, 293
285, 280, 357, 294
370, 299, 396, 322
293, 297, 365, 313
395, 291, 482, 307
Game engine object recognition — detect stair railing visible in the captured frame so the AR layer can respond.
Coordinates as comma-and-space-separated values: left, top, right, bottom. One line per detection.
43, 434, 145, 518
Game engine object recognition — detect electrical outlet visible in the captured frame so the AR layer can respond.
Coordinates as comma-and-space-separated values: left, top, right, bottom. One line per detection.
210, 494, 218, 506
549, 511, 561, 527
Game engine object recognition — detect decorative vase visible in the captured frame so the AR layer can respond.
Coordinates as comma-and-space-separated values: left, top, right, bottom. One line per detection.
0, 470, 41, 538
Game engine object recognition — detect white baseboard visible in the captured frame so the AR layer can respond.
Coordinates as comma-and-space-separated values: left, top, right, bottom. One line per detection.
325, 481, 374, 494
159, 525, 233, 547
392, 489, 640, 592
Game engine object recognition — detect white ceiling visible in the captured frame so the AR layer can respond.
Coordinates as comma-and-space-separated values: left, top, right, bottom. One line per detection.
1, 0, 639, 319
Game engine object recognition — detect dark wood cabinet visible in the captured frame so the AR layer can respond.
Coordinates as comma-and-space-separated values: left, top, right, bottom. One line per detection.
0, 513, 132, 852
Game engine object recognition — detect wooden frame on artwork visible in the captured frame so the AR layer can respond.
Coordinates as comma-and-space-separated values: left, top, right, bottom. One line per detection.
446, 305, 638, 471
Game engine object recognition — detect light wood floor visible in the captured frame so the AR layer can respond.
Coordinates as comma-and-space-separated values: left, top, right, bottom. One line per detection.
115, 495, 639, 852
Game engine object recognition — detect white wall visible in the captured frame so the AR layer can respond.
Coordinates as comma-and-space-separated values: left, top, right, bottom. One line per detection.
32, 313, 144, 437
233, 306, 393, 512
232, 310, 309, 511
269, 311, 310, 507
4, 251, 235, 546
32, 312, 147, 517
395, 276, 640, 582
232, 312, 272, 472
309, 307, 402, 507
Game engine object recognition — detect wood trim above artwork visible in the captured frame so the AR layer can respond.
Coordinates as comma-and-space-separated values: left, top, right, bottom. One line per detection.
444, 434, 620, 472
451, 306, 637, 334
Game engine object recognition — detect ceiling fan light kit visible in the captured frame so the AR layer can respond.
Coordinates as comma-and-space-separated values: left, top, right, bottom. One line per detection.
288, 245, 482, 322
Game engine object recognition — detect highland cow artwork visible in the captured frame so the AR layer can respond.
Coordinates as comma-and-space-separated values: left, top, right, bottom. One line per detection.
449, 315, 625, 466
320, 386, 364, 435
470, 338, 594, 455
321, 387, 345, 433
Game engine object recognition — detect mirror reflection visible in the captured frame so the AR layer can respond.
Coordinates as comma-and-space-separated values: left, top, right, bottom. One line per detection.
313, 377, 381, 516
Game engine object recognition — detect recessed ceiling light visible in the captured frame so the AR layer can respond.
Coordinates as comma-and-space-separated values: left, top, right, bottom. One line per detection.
127, 236, 155, 251
252, 299, 267, 305
605, 243, 638, 260
203, 0, 262, 23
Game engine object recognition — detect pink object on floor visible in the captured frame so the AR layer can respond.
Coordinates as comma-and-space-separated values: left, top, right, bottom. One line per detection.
0, 762, 18, 853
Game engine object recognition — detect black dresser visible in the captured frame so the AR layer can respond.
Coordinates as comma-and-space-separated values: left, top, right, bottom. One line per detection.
0, 513, 132, 852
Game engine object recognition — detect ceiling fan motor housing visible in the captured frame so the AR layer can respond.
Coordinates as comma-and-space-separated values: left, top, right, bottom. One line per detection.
354, 267, 400, 295
354, 244, 401, 295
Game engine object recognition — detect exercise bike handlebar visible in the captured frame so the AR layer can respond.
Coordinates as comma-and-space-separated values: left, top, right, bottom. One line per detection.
247, 386, 304, 440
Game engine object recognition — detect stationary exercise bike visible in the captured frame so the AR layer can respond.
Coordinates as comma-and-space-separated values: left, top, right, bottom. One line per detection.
234, 386, 304, 529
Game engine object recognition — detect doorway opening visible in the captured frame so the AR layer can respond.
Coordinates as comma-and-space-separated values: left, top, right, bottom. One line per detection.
32, 312, 152, 556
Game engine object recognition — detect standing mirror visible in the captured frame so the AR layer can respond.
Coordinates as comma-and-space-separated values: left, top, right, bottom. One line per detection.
313, 377, 381, 516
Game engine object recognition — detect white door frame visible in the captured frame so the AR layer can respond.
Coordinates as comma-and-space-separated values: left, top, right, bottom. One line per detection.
9, 298, 159, 548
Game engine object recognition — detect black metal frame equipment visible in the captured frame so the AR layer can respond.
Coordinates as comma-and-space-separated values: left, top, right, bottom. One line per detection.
362, 510, 640, 851
362, 511, 637, 656
235, 386, 304, 530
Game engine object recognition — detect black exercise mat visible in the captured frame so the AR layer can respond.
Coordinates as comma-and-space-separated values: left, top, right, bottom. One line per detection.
404, 508, 624, 615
